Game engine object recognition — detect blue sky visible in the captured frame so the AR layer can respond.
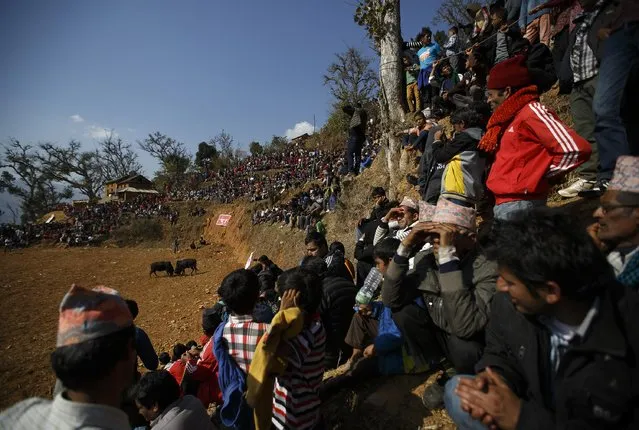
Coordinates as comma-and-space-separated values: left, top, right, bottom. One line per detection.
0, 0, 440, 217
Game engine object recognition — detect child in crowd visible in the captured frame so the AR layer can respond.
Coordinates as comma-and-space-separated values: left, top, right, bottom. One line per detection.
402, 54, 421, 112
272, 268, 326, 430
345, 238, 400, 367
442, 26, 460, 71
158, 352, 171, 369
214, 269, 269, 428
217, 269, 270, 374
396, 111, 434, 153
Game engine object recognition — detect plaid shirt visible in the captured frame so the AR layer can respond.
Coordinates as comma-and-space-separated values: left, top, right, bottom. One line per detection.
222, 314, 269, 373
570, 0, 605, 83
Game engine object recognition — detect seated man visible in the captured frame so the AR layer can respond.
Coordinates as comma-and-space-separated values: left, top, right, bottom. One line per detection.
0, 285, 136, 429
373, 197, 420, 245
587, 156, 639, 289
445, 209, 639, 430
133, 370, 213, 429
381, 198, 497, 403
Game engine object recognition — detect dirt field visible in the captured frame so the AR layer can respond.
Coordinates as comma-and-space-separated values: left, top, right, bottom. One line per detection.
0, 243, 239, 409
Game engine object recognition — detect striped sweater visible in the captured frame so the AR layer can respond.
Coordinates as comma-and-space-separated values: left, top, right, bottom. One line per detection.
272, 318, 326, 430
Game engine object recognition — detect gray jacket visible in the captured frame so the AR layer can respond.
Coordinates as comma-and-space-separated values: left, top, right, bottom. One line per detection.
382, 244, 497, 339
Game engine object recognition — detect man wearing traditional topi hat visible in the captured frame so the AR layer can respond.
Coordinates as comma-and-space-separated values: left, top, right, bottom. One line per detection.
0, 285, 137, 429
480, 54, 592, 220
380, 197, 498, 410
373, 196, 420, 246
588, 156, 639, 289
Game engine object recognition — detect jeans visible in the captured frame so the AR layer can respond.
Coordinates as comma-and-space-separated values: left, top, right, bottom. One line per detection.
593, 23, 639, 181
444, 375, 489, 430
493, 200, 545, 221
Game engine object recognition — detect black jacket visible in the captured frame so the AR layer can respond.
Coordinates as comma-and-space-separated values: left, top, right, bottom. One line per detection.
318, 275, 357, 346
477, 283, 639, 430
355, 200, 396, 286
558, 0, 617, 93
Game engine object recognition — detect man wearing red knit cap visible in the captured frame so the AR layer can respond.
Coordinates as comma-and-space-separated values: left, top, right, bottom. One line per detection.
479, 54, 592, 220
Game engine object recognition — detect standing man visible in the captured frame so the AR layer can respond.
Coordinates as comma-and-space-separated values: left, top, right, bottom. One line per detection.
480, 54, 591, 220
343, 103, 367, 176
556, 0, 609, 197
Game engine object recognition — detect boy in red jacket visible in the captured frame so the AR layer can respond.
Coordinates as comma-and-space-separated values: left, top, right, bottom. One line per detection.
481, 54, 592, 220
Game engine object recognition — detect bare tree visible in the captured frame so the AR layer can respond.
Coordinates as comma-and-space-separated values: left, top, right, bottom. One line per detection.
138, 132, 191, 187
39, 140, 105, 201
98, 132, 143, 180
0, 139, 72, 223
210, 131, 235, 163
6, 204, 17, 224
324, 47, 378, 107
432, 0, 477, 31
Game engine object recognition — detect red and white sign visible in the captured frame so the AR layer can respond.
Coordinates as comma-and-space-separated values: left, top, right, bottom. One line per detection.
216, 214, 232, 226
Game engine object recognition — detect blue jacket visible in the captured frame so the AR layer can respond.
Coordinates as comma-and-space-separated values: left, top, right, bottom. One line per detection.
213, 324, 254, 429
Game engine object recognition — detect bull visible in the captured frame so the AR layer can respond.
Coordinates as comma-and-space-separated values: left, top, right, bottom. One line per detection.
150, 261, 174, 277
175, 258, 198, 275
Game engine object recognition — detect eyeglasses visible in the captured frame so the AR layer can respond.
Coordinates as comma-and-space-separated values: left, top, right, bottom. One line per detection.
598, 204, 639, 215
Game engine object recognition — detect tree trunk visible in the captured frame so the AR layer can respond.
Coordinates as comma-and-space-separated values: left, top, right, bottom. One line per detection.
378, 0, 405, 200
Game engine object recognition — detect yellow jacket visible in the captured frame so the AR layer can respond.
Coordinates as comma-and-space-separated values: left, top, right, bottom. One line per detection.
246, 307, 304, 430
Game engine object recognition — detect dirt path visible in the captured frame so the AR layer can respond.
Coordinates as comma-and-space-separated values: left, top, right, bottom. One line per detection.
0, 244, 239, 409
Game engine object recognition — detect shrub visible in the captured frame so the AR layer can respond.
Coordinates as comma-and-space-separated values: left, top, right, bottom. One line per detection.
111, 219, 164, 245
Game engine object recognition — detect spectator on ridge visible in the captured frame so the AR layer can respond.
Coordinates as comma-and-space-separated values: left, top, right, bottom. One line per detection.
556, 0, 610, 198
445, 209, 639, 430
587, 156, 639, 289
403, 54, 421, 113
443, 26, 460, 71
133, 370, 213, 430
343, 104, 367, 176
0, 285, 136, 430
481, 54, 591, 220
519, 0, 552, 46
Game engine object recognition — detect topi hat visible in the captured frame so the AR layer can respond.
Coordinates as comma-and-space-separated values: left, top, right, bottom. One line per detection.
399, 196, 419, 212
487, 54, 532, 90
56, 285, 133, 348
432, 197, 477, 231
608, 156, 639, 194
419, 200, 437, 222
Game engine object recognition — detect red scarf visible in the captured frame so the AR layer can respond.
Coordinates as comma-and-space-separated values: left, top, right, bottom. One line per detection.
478, 85, 539, 153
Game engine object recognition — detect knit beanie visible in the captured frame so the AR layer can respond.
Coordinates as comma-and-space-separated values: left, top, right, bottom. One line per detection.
487, 54, 532, 90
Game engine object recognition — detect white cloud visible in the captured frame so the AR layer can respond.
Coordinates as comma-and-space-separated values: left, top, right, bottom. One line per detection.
69, 114, 84, 123
86, 125, 117, 139
284, 121, 314, 140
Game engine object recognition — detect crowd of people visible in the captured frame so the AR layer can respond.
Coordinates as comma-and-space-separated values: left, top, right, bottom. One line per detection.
0, 196, 177, 250
2, 1, 639, 429
169, 149, 345, 204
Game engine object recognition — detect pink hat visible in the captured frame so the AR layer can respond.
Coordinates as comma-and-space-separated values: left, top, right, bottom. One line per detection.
419, 201, 437, 222
399, 196, 419, 212
56, 285, 133, 347
608, 156, 639, 194
432, 198, 476, 231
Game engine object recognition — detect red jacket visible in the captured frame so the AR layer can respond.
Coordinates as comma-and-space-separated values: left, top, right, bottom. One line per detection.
487, 101, 591, 205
